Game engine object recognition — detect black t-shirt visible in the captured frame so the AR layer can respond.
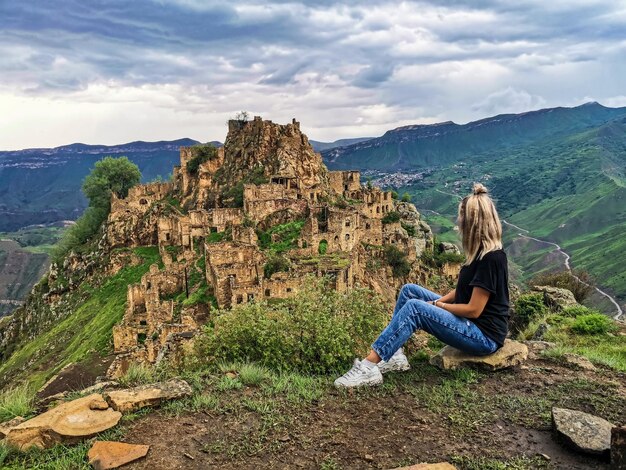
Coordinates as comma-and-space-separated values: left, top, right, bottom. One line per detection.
455, 249, 510, 347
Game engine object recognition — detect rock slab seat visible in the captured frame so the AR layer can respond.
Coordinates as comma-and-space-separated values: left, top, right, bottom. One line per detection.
430, 339, 528, 371
104, 378, 192, 413
552, 407, 613, 456
4, 394, 122, 450
88, 441, 150, 470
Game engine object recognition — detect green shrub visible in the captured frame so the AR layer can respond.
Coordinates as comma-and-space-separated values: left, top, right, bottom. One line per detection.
382, 211, 401, 224
257, 220, 304, 255
187, 144, 218, 174
383, 245, 411, 277
0, 385, 34, 422
561, 305, 595, 318
571, 313, 616, 335
401, 192, 412, 202
196, 278, 388, 374
117, 363, 155, 387
318, 239, 328, 255
401, 222, 416, 237
264, 255, 291, 279
390, 190, 399, 200
511, 293, 548, 334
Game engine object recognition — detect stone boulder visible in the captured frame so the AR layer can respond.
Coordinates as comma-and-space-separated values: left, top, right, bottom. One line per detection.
104, 379, 192, 413
430, 339, 528, 371
88, 441, 150, 470
439, 242, 460, 255
0, 416, 25, 439
552, 407, 613, 456
4, 394, 122, 450
532, 285, 578, 310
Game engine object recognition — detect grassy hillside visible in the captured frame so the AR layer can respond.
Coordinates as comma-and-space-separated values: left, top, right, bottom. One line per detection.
385, 117, 626, 311
0, 246, 161, 390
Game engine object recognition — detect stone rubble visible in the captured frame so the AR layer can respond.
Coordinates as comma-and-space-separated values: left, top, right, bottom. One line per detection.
104, 378, 193, 413
87, 441, 150, 470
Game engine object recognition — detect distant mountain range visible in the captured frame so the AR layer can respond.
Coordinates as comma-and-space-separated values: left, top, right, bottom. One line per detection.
309, 137, 373, 152
322, 102, 626, 170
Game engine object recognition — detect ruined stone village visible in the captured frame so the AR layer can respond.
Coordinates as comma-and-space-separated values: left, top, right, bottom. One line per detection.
106, 117, 437, 378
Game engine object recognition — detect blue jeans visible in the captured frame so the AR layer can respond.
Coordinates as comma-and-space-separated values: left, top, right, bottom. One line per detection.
372, 284, 498, 361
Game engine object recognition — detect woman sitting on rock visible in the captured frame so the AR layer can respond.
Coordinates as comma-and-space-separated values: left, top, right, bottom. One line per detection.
335, 183, 510, 388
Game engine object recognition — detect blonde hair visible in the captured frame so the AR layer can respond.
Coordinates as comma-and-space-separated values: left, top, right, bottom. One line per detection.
457, 183, 503, 265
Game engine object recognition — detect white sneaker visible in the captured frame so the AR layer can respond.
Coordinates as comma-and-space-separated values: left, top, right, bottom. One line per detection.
377, 349, 411, 374
334, 359, 383, 388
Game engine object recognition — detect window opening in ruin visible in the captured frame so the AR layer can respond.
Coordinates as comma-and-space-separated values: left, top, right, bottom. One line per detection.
248, 293, 255, 301
344, 270, 349, 282
286, 288, 292, 293
265, 289, 271, 296
236, 295, 243, 304
344, 184, 348, 191
140, 320, 147, 326
318, 239, 328, 255
210, 227, 218, 233
345, 234, 350, 241
146, 281, 151, 289
334, 236, 339, 243
366, 223, 371, 229
137, 333, 147, 344
166, 233, 171, 241
140, 198, 148, 205
376, 207, 380, 214
345, 220, 350, 227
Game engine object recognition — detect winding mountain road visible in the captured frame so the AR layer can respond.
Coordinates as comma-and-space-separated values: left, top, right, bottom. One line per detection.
502, 220, 624, 320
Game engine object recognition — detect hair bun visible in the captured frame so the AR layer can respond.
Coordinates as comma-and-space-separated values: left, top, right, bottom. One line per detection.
472, 183, 488, 196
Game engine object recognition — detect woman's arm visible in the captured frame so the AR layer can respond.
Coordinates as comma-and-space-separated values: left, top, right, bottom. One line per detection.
432, 287, 490, 319
438, 289, 456, 303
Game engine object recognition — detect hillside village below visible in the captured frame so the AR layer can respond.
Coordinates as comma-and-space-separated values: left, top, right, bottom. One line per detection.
103, 116, 438, 377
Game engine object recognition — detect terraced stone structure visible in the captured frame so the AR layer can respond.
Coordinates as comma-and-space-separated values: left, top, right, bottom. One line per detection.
108, 117, 436, 377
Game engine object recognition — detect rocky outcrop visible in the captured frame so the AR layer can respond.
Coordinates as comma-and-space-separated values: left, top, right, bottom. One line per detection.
430, 340, 528, 371
552, 407, 613, 456
532, 285, 578, 310
104, 379, 192, 412
562, 353, 596, 371
4, 394, 122, 450
88, 441, 150, 470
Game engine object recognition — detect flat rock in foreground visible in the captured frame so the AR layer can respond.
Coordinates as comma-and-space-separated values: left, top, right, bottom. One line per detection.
88, 441, 150, 470
391, 463, 457, 469
0, 416, 26, 439
552, 407, 613, 456
104, 379, 192, 413
4, 394, 122, 450
430, 339, 527, 371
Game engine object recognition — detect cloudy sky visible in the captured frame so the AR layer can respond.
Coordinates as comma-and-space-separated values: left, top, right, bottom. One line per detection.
1, 0, 625, 150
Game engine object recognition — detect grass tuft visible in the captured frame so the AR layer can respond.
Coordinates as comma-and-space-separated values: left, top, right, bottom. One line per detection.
0, 385, 35, 422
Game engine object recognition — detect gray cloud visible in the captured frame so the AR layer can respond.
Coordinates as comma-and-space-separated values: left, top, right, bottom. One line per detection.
0, 0, 625, 148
